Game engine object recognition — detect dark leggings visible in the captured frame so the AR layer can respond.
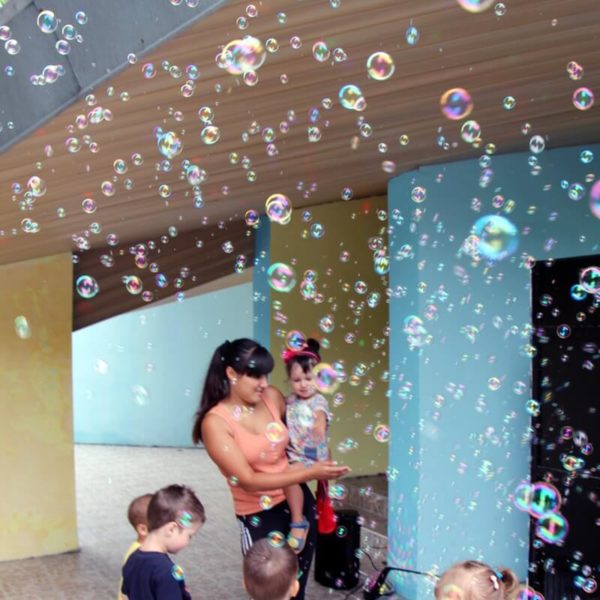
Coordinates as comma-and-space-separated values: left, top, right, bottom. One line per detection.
236, 484, 316, 600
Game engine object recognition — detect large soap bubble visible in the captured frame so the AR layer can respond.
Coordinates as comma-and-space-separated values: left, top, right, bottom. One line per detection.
471, 215, 518, 261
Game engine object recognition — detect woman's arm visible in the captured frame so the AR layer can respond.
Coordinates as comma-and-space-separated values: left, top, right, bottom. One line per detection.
265, 385, 286, 418
202, 413, 348, 492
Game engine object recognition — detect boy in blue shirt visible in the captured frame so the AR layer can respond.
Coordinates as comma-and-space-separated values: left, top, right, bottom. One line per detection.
122, 484, 205, 600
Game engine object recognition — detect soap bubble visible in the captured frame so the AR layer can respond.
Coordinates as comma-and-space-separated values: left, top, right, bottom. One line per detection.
536, 511, 568, 544
221, 36, 266, 75
76, 275, 100, 299
461, 120, 481, 143
4, 39, 20, 55
312, 41, 330, 62
267, 531, 285, 548
580, 266, 600, 294
411, 186, 427, 203
14, 316, 32, 340
267, 263, 297, 292
570, 283, 587, 300
366, 51, 395, 81
568, 182, 585, 201
132, 385, 150, 406
374, 424, 390, 443
200, 125, 220, 145
285, 330, 306, 350
27, 176, 46, 197
456, 0, 494, 12
572, 87, 594, 111
529, 482, 561, 518
314, 363, 339, 394
75, 11, 88, 25
516, 587, 545, 600
339, 85, 366, 111
513, 483, 532, 512
82, 198, 97, 214
123, 275, 143, 295
171, 564, 185, 581
244, 209, 260, 227
589, 179, 600, 218
56, 40, 71, 55
37, 10, 58, 34
265, 421, 286, 443
529, 135, 545, 154
440, 88, 473, 120
405, 26, 419, 45
403, 315, 429, 348
185, 164, 203, 186
265, 193, 292, 224
157, 131, 183, 159
259, 495, 273, 510
472, 214, 518, 261
142, 63, 156, 79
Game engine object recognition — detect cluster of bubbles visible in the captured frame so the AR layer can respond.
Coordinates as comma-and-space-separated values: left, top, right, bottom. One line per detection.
265, 193, 292, 225
217, 35, 266, 86
513, 482, 568, 544
403, 315, 431, 349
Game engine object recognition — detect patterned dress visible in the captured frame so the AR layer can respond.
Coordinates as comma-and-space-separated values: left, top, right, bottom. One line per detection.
285, 393, 331, 465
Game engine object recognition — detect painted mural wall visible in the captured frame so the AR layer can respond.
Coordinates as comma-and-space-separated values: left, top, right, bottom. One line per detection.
257, 196, 390, 476
0, 253, 78, 560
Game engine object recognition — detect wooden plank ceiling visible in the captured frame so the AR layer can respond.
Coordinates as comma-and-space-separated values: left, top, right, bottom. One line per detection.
1, 0, 599, 321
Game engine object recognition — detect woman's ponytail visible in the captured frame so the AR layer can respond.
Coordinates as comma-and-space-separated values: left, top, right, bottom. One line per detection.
192, 342, 231, 444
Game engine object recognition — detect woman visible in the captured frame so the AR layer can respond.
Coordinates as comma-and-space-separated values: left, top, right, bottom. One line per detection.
192, 338, 349, 600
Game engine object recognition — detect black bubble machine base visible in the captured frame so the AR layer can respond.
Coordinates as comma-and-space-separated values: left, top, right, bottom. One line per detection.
314, 508, 361, 590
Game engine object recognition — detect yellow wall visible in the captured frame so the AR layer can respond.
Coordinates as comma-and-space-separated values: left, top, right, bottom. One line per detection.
0, 253, 78, 560
270, 197, 389, 476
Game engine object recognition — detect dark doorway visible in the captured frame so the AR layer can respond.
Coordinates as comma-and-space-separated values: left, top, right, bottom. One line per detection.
530, 256, 600, 599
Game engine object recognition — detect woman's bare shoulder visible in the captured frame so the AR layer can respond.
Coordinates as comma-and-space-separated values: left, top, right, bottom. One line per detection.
264, 385, 285, 414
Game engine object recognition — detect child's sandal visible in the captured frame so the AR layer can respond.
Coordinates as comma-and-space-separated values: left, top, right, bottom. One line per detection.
287, 518, 310, 554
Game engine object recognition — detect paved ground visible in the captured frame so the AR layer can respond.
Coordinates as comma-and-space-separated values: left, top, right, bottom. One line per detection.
0, 445, 374, 599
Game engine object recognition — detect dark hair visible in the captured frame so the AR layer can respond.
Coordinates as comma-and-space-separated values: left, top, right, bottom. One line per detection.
127, 493, 153, 529
284, 337, 321, 377
243, 538, 298, 600
147, 484, 206, 532
192, 338, 274, 444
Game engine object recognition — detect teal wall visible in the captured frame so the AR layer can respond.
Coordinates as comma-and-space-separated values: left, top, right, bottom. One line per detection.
73, 282, 253, 447
387, 144, 600, 598
252, 216, 271, 347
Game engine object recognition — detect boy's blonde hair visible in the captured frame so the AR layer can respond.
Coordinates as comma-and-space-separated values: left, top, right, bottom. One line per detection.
435, 561, 519, 600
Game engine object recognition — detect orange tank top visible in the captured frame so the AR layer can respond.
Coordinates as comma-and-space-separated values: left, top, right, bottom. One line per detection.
208, 395, 289, 516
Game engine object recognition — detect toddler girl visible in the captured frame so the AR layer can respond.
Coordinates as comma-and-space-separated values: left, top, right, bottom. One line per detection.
435, 560, 519, 600
282, 338, 332, 552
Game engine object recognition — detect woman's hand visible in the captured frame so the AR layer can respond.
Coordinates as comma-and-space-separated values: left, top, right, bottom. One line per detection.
309, 460, 351, 480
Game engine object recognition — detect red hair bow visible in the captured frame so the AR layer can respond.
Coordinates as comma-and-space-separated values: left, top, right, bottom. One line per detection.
282, 346, 320, 363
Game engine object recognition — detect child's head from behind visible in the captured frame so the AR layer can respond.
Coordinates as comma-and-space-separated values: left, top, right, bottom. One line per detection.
127, 493, 153, 541
283, 338, 321, 400
148, 484, 206, 554
435, 561, 519, 600
243, 538, 299, 600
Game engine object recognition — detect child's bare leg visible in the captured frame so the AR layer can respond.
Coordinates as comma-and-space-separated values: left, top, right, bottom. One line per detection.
285, 464, 309, 553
